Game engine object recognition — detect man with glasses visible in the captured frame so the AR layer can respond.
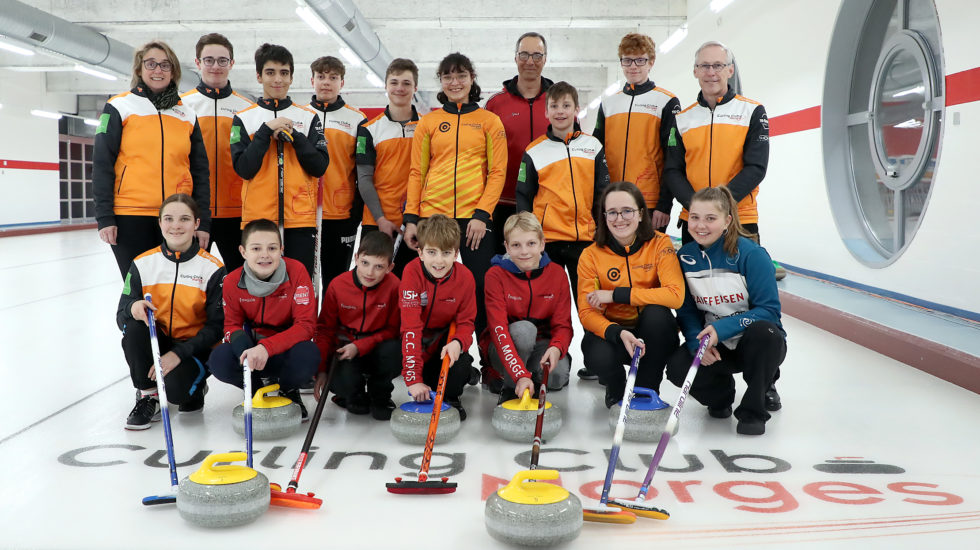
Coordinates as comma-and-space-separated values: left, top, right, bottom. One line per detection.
181, 33, 254, 271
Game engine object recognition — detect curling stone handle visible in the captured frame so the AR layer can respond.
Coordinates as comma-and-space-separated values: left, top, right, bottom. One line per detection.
520, 389, 532, 408
505, 469, 560, 490
253, 383, 282, 406
200, 452, 247, 474
632, 387, 656, 402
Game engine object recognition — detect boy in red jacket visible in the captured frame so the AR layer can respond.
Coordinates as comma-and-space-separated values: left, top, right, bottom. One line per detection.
400, 214, 477, 420
481, 212, 573, 402
313, 231, 401, 420
208, 218, 319, 420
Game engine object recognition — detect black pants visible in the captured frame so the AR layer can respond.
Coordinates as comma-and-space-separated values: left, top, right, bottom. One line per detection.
121, 321, 209, 405
283, 227, 317, 278
109, 215, 163, 279
319, 217, 359, 292
544, 240, 591, 298
666, 321, 786, 423
208, 217, 243, 272
329, 339, 402, 402
679, 220, 759, 245
421, 349, 473, 403
455, 217, 496, 339
581, 305, 679, 402
207, 331, 319, 392
492, 203, 516, 255
361, 224, 417, 279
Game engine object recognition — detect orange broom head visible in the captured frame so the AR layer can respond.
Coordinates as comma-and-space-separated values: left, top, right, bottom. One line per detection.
610, 498, 670, 520
269, 486, 322, 509
582, 504, 637, 524
386, 477, 457, 495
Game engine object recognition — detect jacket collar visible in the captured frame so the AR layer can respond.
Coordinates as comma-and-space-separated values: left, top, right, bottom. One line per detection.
491, 252, 553, 278
257, 96, 293, 111
160, 238, 200, 264
606, 232, 654, 257
385, 105, 420, 123
421, 262, 456, 283
196, 81, 234, 99
502, 75, 555, 100
442, 101, 480, 115
546, 122, 583, 144
309, 95, 345, 112
622, 79, 656, 96
697, 85, 736, 109
351, 269, 388, 291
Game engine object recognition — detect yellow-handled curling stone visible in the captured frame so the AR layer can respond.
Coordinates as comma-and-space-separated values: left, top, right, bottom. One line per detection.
177, 452, 270, 527
232, 384, 302, 440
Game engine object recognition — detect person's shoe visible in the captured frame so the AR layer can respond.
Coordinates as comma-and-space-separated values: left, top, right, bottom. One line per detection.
604, 388, 623, 409
486, 377, 504, 395
765, 385, 782, 411
447, 400, 467, 421
346, 392, 371, 415
369, 399, 396, 421
708, 405, 733, 419
126, 392, 161, 430
178, 382, 208, 413
737, 420, 766, 435
282, 388, 309, 422
331, 395, 347, 409
299, 378, 316, 395
468, 366, 481, 386
577, 367, 598, 381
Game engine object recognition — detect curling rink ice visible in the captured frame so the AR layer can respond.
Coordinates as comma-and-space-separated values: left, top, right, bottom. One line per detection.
1, 230, 978, 550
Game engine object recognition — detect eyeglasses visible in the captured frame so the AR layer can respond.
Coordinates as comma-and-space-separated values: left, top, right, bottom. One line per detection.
695, 62, 730, 73
439, 72, 471, 84
604, 208, 639, 221
142, 59, 173, 72
200, 56, 231, 67
620, 57, 650, 67
517, 51, 545, 62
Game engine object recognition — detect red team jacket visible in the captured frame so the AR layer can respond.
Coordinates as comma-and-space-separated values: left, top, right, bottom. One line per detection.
222, 257, 317, 356
398, 258, 476, 385
315, 270, 400, 372
480, 254, 573, 382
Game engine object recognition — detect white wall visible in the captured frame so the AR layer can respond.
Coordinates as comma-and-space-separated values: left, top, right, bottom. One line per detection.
654, 0, 979, 314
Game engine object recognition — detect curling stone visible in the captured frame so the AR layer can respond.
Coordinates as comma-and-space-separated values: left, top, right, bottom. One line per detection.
491, 391, 562, 443
232, 384, 302, 440
608, 387, 677, 442
390, 399, 460, 444
485, 469, 582, 546
177, 452, 270, 527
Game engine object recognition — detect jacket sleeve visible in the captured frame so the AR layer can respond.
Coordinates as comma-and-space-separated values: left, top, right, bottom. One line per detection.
221, 270, 245, 342
655, 97, 682, 215
548, 266, 574, 357
399, 264, 425, 384
292, 114, 329, 178
258, 266, 317, 356
314, 282, 340, 372
355, 125, 386, 221
473, 113, 508, 224
711, 244, 781, 343
188, 120, 212, 232
484, 268, 530, 382
93, 102, 123, 230
231, 115, 270, 180
726, 105, 769, 202
171, 266, 226, 360
403, 119, 429, 225
116, 261, 145, 330
593, 147, 610, 222
611, 236, 686, 309
662, 117, 695, 211
514, 152, 538, 213
593, 104, 606, 146
576, 247, 616, 340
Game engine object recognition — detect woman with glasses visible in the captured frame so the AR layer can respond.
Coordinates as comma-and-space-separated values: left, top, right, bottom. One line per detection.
94, 41, 211, 278
403, 52, 507, 359
576, 180, 684, 408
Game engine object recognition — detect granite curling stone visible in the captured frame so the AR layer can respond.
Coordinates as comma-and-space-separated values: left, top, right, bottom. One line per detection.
491, 390, 562, 443
608, 386, 676, 442
177, 452, 270, 528
232, 384, 302, 440
390, 399, 461, 444
485, 469, 582, 546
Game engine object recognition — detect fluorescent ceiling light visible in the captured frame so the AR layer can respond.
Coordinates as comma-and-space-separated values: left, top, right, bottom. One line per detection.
74, 64, 118, 81
295, 6, 330, 35
659, 24, 688, 54
603, 81, 621, 97
577, 109, 588, 119
894, 119, 922, 129
31, 109, 63, 120
339, 47, 362, 69
84, 118, 100, 126
0, 38, 35, 56
588, 96, 602, 110
710, 0, 736, 13
365, 72, 384, 88
892, 85, 924, 98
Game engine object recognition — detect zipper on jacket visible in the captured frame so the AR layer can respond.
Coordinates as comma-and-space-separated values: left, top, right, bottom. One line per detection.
708, 109, 715, 187
116, 165, 128, 194
622, 93, 635, 180
525, 275, 533, 319
359, 287, 368, 334
260, 296, 266, 326
213, 96, 219, 217
422, 279, 441, 331
158, 111, 165, 202
528, 97, 535, 142
623, 247, 640, 317
169, 253, 180, 334
565, 142, 581, 241
453, 110, 461, 218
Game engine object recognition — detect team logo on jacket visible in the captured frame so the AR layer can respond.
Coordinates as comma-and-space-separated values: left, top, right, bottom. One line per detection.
607, 268, 621, 282
420, 291, 429, 307
438, 122, 452, 133
294, 285, 311, 305
401, 290, 420, 308
679, 255, 697, 265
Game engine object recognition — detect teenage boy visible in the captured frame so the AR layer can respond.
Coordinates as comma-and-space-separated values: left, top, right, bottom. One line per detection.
356, 58, 421, 277
313, 231, 401, 421
181, 33, 253, 271
306, 56, 368, 293
208, 218, 319, 420
399, 214, 477, 420
482, 212, 573, 402
231, 43, 329, 277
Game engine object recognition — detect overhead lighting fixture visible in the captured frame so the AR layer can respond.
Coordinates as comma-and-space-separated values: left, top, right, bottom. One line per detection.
296, 6, 330, 35
710, 0, 736, 12
339, 47, 362, 69
603, 81, 621, 97
0, 38, 35, 56
588, 96, 602, 110
31, 109, 63, 120
659, 24, 688, 54
892, 85, 925, 98
84, 118, 100, 126
894, 118, 923, 129
74, 64, 118, 81
365, 72, 384, 88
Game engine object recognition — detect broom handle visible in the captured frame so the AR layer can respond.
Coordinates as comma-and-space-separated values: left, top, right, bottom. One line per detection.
144, 295, 178, 489
418, 323, 457, 482
286, 356, 337, 492
598, 345, 643, 506
529, 362, 551, 470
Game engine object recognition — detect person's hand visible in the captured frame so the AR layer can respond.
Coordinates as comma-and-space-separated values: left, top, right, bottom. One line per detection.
99, 226, 118, 246
651, 210, 670, 230
539, 346, 561, 373
240, 344, 270, 371
408, 382, 432, 402
514, 376, 535, 400
465, 219, 487, 250
403, 223, 419, 251
336, 342, 359, 361
131, 299, 155, 325
377, 217, 400, 239
149, 351, 181, 380
586, 289, 614, 309
196, 230, 210, 249
440, 339, 462, 365
620, 332, 646, 359
696, 325, 719, 348
700, 346, 722, 366
267, 117, 294, 140
313, 371, 329, 401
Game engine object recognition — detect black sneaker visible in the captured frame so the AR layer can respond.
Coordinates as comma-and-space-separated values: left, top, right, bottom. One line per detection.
178, 382, 208, 413
369, 398, 396, 421
486, 377, 504, 395
346, 392, 371, 415
577, 367, 598, 381
736, 420, 766, 435
299, 378, 315, 394
765, 385, 782, 411
282, 388, 309, 422
708, 405, 733, 419
468, 366, 481, 386
604, 389, 622, 409
126, 392, 161, 430
331, 395, 347, 409
446, 400, 467, 421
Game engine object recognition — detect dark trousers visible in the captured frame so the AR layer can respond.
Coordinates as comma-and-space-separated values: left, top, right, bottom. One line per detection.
362, 224, 416, 278
666, 321, 786, 423
421, 349, 473, 403
581, 305, 679, 400
329, 339, 402, 402
121, 321, 208, 405
544, 240, 591, 297
679, 220, 759, 245
110, 215, 163, 279
207, 217, 243, 272
320, 217, 359, 293
282, 227, 317, 278
492, 203, 516, 255
455, 217, 495, 338
207, 332, 319, 392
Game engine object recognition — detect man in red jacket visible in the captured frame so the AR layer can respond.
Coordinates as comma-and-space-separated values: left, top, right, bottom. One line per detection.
481, 212, 573, 402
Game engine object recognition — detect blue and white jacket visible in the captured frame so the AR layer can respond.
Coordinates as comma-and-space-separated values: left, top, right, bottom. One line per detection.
676, 236, 784, 353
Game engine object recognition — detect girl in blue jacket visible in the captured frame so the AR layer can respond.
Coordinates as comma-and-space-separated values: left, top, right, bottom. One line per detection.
667, 186, 786, 435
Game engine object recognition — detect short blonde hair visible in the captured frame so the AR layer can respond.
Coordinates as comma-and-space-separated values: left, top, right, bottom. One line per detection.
132, 41, 181, 89
503, 211, 544, 242
417, 214, 460, 252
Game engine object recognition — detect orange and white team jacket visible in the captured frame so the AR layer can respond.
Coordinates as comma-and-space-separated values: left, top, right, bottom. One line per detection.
515, 124, 610, 242
576, 232, 685, 342
404, 102, 507, 225
93, 85, 211, 230
307, 96, 367, 220
181, 82, 253, 219
355, 106, 420, 227
230, 97, 329, 229
594, 80, 680, 213
663, 87, 769, 224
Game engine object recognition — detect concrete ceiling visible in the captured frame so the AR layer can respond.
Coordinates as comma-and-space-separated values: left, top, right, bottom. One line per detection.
1, 0, 687, 113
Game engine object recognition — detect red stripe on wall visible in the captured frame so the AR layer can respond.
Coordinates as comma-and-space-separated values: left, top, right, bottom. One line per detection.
0, 159, 59, 171
945, 67, 980, 106
769, 106, 821, 136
